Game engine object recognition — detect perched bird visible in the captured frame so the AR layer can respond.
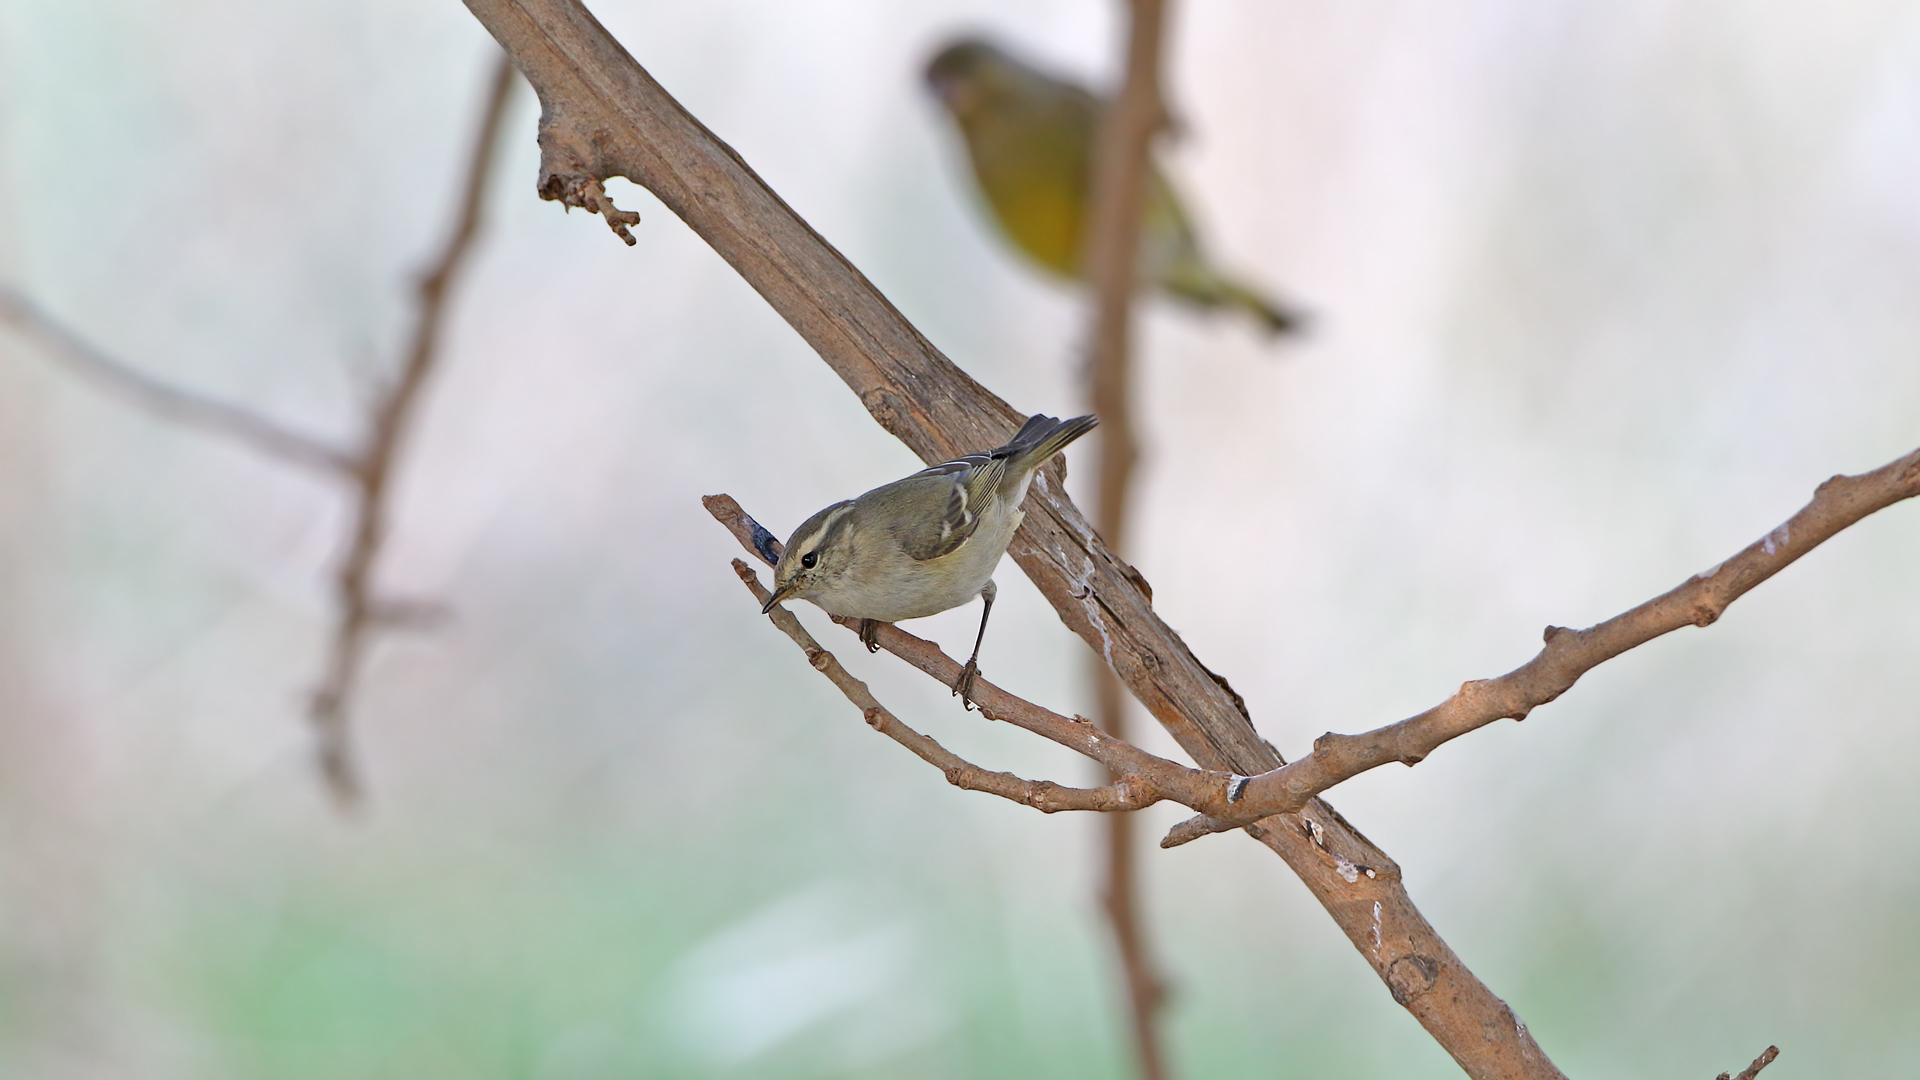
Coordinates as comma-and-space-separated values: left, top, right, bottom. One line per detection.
762, 413, 1098, 707
925, 37, 1305, 336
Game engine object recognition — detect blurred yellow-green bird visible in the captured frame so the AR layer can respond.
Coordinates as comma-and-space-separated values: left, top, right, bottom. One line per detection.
925, 37, 1306, 336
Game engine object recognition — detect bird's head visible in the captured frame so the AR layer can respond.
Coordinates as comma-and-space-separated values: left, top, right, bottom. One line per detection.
923, 37, 1026, 120
762, 500, 857, 613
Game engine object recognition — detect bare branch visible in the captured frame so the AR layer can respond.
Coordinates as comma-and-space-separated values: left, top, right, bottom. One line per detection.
0, 286, 353, 475
309, 52, 519, 808
706, 494, 1235, 811
1164, 444, 1920, 846
1717, 1045, 1779, 1080
473, 3, 1561, 1074
1081, 3, 1175, 1071
730, 557, 1155, 813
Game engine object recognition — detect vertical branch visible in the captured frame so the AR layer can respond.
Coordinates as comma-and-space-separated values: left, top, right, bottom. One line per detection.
309, 52, 518, 807
1082, 2, 1172, 1078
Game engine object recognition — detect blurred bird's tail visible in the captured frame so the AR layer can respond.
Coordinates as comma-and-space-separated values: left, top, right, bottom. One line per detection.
1219, 279, 1308, 338
1157, 256, 1308, 339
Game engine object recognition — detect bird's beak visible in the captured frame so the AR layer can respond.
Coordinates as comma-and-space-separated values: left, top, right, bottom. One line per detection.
761, 581, 800, 615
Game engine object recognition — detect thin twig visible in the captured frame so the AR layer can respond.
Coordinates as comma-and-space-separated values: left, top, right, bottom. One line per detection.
1081, 1, 1174, 1075
707, 495, 1248, 817
1717, 1045, 1779, 1080
308, 52, 519, 808
731, 558, 1154, 813
0, 286, 353, 475
1162, 445, 1920, 846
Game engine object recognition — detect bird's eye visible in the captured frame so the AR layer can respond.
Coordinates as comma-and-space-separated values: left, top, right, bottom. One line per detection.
800, 551, 818, 570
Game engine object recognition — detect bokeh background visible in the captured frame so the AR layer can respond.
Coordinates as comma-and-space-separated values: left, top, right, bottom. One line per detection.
4, 0, 1919, 1076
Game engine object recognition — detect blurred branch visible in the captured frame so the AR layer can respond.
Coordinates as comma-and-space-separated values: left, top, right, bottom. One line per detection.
1080, 1, 1173, 1075
309, 51, 518, 808
467, 1, 1550, 1074
1162, 444, 1920, 847
0, 287, 353, 474
1717, 1045, 1779, 1080
1, 52, 518, 810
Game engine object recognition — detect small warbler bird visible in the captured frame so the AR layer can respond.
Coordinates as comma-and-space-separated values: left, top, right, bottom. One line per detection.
925, 37, 1306, 337
762, 413, 1098, 707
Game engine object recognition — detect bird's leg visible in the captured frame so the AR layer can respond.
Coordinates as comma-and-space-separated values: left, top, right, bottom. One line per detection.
859, 618, 882, 653
954, 580, 996, 710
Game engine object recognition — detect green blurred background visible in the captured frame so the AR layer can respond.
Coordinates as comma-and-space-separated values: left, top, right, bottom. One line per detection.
3, 0, 1919, 1076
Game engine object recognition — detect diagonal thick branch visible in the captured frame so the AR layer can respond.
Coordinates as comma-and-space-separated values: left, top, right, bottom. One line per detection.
468, 2, 1556, 1075
1162, 444, 1920, 846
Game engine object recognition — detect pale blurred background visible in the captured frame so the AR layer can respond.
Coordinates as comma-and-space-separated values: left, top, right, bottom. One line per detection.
3, 0, 1919, 1076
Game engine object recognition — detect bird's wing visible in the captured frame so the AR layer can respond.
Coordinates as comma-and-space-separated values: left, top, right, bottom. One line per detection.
889, 453, 1008, 561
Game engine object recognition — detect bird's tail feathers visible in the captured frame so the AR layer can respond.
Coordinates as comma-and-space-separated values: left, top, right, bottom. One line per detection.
1220, 280, 1308, 338
1002, 413, 1098, 472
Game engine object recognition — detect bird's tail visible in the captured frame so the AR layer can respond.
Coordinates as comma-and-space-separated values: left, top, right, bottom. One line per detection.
1219, 279, 1308, 338
1001, 413, 1099, 472
1157, 251, 1309, 339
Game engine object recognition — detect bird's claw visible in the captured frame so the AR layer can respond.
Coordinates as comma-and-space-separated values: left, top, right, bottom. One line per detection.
859, 618, 881, 653
953, 659, 981, 711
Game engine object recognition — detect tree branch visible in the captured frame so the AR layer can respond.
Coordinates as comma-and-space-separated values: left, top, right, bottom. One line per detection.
1163, 444, 1920, 846
471, 3, 1560, 1074
706, 495, 1225, 810
729, 557, 1156, 814
0, 286, 353, 475
1081, 2, 1174, 1072
1717, 1045, 1779, 1080
308, 51, 519, 808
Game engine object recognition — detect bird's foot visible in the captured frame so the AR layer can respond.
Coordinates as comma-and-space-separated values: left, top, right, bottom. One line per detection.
859, 618, 881, 653
952, 658, 981, 711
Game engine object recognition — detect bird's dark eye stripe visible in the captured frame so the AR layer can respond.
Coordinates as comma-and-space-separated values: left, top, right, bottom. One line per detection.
801, 551, 818, 569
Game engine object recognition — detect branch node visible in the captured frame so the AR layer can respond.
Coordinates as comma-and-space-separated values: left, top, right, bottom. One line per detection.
540, 174, 640, 245
1542, 625, 1570, 643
